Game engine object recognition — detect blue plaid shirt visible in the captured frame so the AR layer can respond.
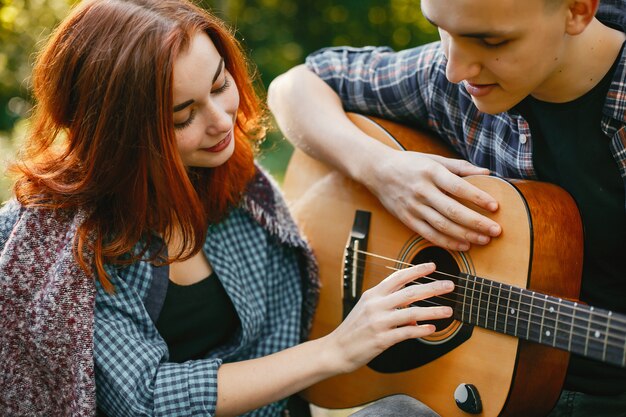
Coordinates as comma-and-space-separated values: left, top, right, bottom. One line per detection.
305, 4, 626, 203
0, 168, 315, 417
93, 207, 303, 417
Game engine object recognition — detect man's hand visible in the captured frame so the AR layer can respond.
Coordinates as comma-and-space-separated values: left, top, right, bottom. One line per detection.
363, 148, 502, 251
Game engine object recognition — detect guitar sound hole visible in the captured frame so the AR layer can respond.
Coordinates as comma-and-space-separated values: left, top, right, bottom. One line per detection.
409, 246, 460, 332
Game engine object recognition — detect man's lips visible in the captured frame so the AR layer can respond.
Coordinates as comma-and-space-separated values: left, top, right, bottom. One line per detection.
202, 131, 232, 153
464, 82, 497, 97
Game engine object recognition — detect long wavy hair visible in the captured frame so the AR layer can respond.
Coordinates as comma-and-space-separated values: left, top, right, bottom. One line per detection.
11, 0, 266, 291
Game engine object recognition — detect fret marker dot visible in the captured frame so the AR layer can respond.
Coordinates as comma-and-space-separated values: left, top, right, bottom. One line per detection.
594, 330, 601, 338
545, 330, 551, 337
510, 308, 515, 314
549, 307, 555, 314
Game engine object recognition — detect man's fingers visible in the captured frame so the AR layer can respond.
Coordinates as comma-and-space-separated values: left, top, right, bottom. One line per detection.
430, 155, 490, 177
424, 187, 501, 239
435, 172, 499, 213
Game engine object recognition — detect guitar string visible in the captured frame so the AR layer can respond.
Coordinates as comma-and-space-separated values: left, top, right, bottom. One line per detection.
355, 261, 626, 349
359, 269, 626, 355
356, 257, 626, 335
348, 247, 626, 327
345, 253, 626, 337
414, 297, 626, 357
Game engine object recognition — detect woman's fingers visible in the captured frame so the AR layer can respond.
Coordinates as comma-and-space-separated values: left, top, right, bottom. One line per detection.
384, 278, 454, 310
375, 263, 455, 313
392, 304, 453, 325
376, 262, 438, 294
330, 263, 456, 371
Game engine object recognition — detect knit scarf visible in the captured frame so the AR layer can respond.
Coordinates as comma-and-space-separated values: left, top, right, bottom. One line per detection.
0, 166, 319, 416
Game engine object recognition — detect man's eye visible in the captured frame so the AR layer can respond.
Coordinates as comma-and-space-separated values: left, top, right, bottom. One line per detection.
482, 39, 508, 48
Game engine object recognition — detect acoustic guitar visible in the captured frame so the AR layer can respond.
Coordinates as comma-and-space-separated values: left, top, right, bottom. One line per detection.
282, 113, 626, 417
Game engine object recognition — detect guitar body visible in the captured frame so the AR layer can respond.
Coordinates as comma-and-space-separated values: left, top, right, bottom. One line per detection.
283, 114, 584, 417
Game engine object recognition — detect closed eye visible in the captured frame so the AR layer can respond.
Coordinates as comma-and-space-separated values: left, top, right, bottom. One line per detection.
174, 109, 196, 130
481, 38, 509, 48
212, 76, 231, 95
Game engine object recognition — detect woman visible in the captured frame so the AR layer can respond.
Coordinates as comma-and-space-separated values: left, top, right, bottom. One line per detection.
0, 1, 454, 416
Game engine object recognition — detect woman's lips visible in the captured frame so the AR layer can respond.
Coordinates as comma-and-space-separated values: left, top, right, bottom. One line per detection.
202, 132, 232, 153
464, 82, 497, 97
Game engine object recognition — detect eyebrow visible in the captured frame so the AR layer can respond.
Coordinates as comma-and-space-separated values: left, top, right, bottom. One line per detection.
422, 12, 512, 39
173, 57, 225, 113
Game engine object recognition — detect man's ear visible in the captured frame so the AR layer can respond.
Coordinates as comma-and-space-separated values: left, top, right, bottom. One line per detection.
565, 0, 599, 35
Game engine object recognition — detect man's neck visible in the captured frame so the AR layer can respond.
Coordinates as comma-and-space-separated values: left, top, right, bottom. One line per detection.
531, 19, 625, 103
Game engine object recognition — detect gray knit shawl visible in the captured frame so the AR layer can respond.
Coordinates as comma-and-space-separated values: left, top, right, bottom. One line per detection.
0, 167, 319, 416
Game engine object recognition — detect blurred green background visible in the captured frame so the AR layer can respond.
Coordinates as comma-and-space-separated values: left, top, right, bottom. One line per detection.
0, 0, 438, 202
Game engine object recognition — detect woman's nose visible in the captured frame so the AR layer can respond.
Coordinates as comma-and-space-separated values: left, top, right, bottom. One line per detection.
204, 102, 233, 136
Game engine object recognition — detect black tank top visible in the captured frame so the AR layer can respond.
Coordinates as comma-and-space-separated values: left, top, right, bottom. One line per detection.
156, 272, 240, 363
515, 43, 626, 395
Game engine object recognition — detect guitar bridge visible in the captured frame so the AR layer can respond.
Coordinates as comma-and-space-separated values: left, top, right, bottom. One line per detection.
343, 210, 371, 319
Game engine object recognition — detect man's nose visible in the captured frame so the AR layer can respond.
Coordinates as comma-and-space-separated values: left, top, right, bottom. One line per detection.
445, 39, 482, 84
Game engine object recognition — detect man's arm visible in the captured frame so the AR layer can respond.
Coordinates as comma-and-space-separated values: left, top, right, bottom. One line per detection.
268, 59, 501, 251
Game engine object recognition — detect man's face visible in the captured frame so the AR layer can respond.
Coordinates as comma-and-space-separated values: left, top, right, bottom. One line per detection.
422, 0, 570, 114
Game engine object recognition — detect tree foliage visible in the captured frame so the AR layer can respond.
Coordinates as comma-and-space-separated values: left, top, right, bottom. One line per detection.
0, 0, 438, 200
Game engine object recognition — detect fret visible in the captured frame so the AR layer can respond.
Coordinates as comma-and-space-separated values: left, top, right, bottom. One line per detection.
585, 307, 593, 357
468, 276, 477, 325
554, 300, 575, 352
504, 283, 512, 335
539, 295, 550, 343
601, 310, 626, 367
554, 299, 561, 348
603, 311, 610, 362
585, 306, 608, 363
511, 287, 522, 337
526, 292, 547, 344
538, 295, 556, 346
569, 303, 577, 352
449, 272, 626, 368
485, 281, 493, 329
461, 275, 469, 322
475, 277, 484, 326
517, 290, 532, 341
494, 282, 504, 334
570, 304, 591, 358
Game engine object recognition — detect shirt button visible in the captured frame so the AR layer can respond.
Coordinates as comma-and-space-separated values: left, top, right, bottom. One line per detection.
519, 134, 527, 144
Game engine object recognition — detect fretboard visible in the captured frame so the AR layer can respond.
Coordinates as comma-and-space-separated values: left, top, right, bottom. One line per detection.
453, 273, 626, 368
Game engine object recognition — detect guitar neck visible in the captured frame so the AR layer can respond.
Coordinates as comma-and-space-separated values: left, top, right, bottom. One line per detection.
453, 273, 626, 368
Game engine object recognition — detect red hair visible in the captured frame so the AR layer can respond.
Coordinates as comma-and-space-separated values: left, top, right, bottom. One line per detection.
11, 0, 266, 291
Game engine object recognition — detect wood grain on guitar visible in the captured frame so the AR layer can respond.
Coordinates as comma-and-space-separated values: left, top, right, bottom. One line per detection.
283, 113, 626, 417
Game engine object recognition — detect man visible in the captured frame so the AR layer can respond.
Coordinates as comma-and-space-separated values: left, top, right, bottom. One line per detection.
268, 0, 626, 415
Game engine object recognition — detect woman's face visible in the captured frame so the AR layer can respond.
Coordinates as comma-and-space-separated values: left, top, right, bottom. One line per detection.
172, 31, 239, 168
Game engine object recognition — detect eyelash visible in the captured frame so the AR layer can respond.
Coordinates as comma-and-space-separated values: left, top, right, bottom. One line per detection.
213, 76, 231, 94
174, 76, 231, 130
174, 109, 196, 130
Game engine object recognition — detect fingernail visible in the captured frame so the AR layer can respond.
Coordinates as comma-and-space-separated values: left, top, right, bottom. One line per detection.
458, 243, 470, 251
441, 280, 454, 290
443, 306, 453, 315
488, 202, 498, 211
477, 235, 490, 244
489, 225, 501, 236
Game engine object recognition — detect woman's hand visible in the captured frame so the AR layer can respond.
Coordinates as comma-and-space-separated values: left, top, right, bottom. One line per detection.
324, 262, 454, 374
363, 148, 502, 251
